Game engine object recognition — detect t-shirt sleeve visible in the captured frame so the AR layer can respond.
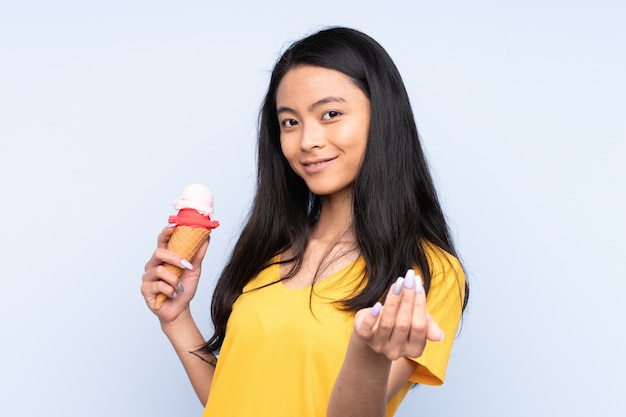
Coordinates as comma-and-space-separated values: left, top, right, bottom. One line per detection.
407, 248, 466, 385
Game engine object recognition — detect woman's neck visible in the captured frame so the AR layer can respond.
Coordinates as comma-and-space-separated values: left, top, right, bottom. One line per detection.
280, 188, 359, 289
311, 188, 356, 243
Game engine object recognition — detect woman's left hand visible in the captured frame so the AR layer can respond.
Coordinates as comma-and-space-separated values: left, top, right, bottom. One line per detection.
353, 269, 443, 360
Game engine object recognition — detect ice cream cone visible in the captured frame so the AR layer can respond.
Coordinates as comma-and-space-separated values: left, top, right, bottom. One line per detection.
153, 184, 219, 310
154, 225, 212, 310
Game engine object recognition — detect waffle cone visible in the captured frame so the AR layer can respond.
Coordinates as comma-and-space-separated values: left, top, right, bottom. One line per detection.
154, 225, 212, 309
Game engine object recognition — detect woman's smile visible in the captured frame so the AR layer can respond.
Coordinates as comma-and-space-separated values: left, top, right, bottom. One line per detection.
301, 156, 338, 173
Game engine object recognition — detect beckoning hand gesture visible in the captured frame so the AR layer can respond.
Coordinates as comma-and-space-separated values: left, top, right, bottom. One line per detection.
353, 269, 444, 360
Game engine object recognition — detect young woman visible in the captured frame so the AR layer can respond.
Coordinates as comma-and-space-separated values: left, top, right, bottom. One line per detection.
142, 27, 468, 417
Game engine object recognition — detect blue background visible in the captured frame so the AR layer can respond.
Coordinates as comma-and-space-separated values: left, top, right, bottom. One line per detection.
1, 1, 624, 416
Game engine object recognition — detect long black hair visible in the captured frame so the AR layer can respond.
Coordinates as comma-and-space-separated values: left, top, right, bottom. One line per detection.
201, 27, 468, 355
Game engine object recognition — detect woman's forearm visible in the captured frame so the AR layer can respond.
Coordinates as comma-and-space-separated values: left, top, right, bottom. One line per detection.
161, 309, 215, 406
327, 332, 392, 417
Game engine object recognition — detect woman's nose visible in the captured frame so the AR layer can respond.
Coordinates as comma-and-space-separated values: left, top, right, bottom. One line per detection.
300, 123, 325, 151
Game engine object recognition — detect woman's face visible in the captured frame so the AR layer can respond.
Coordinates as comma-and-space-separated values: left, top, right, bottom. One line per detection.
276, 65, 370, 198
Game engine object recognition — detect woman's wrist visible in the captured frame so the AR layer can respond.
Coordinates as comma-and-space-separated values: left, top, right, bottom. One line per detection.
160, 308, 209, 354
347, 330, 393, 374
160, 308, 195, 335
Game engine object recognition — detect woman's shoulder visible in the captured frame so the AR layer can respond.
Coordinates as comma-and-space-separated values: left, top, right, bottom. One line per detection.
422, 240, 464, 279
242, 255, 281, 292
421, 240, 467, 311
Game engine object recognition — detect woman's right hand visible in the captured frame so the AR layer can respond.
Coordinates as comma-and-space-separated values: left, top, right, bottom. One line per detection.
141, 226, 210, 324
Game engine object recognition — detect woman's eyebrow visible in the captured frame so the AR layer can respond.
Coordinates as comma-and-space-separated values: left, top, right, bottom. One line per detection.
276, 96, 346, 115
276, 105, 295, 115
308, 96, 345, 111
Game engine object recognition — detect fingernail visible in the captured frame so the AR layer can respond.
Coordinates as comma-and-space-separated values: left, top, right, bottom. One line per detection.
178, 282, 184, 292
415, 275, 424, 294
173, 291, 178, 299
180, 259, 193, 270
404, 271, 415, 289
439, 331, 445, 342
393, 277, 404, 295
371, 302, 382, 317
166, 223, 177, 228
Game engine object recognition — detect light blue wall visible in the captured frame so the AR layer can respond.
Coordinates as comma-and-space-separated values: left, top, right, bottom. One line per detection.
1, 1, 624, 416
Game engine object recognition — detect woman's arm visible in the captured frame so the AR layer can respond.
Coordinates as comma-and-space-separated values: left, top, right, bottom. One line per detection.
160, 310, 216, 406
141, 227, 216, 405
327, 270, 443, 417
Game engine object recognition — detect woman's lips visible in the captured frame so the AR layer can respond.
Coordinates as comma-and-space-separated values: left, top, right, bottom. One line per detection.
302, 156, 337, 174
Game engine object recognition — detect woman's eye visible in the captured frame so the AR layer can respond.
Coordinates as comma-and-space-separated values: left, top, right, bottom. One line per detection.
322, 111, 340, 120
281, 119, 299, 128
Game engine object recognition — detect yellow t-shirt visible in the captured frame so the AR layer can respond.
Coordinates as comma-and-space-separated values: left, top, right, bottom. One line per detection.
202, 245, 465, 417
